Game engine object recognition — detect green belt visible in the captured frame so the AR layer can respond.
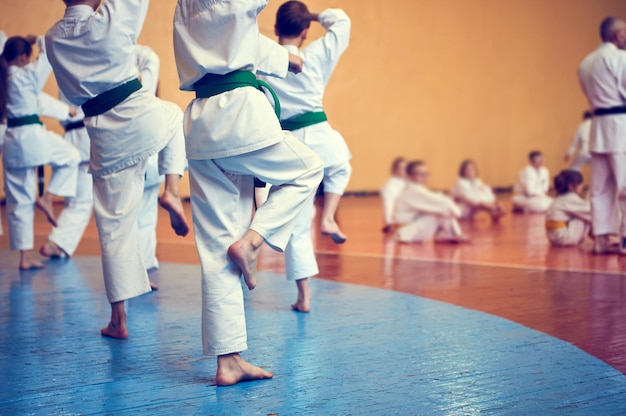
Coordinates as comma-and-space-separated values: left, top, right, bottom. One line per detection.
193, 70, 281, 118
280, 111, 327, 131
82, 78, 142, 118
7, 114, 43, 128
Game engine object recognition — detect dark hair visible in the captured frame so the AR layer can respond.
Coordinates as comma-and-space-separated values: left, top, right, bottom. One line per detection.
528, 150, 542, 162
276, 1, 312, 38
0, 36, 33, 122
406, 160, 425, 177
554, 170, 583, 195
391, 157, 406, 174
583, 111, 592, 120
458, 159, 476, 178
600, 16, 622, 42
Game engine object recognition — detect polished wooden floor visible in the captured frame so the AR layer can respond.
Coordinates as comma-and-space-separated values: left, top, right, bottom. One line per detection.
1, 194, 625, 375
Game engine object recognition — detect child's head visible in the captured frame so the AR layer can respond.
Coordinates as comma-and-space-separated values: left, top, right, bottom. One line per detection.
554, 170, 584, 195
406, 160, 429, 185
63, 0, 101, 9
459, 159, 478, 179
528, 150, 543, 168
0, 36, 34, 122
275, 1, 312, 45
391, 157, 407, 178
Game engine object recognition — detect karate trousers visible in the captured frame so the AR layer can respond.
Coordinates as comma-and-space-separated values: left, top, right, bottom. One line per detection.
189, 135, 323, 356
547, 219, 590, 246
512, 194, 553, 213
590, 152, 626, 236
138, 182, 161, 271
396, 214, 462, 243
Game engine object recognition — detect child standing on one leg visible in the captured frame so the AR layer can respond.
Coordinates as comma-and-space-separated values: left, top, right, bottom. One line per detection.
260, 1, 352, 311
546, 170, 592, 246
46, 0, 189, 339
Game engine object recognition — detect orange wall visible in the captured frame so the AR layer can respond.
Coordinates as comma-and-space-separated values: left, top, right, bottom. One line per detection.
2, 0, 626, 196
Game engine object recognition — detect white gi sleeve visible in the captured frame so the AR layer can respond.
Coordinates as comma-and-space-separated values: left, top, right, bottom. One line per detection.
256, 35, 289, 78
37, 92, 70, 121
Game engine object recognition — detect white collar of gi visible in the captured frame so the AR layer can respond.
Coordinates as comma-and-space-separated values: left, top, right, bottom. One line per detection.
64, 5, 95, 19
283, 44, 300, 55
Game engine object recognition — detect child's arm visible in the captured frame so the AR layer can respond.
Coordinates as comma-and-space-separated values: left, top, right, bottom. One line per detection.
26, 35, 53, 93
256, 35, 298, 78
565, 197, 592, 223
103, 0, 150, 44
136, 45, 160, 95
306, 9, 351, 79
37, 92, 72, 122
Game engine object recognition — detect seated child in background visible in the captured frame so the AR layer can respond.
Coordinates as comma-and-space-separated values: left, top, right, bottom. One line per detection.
381, 157, 407, 233
545, 170, 591, 247
451, 159, 505, 221
393, 160, 470, 244
512, 150, 553, 213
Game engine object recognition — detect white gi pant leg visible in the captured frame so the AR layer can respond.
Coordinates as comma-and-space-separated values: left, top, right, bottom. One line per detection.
43, 129, 81, 197
284, 195, 318, 281
190, 136, 323, 356
48, 162, 93, 256
138, 183, 160, 271
396, 215, 440, 243
512, 195, 553, 213
590, 153, 621, 236
93, 160, 151, 303
4, 167, 36, 250
323, 161, 352, 195
547, 219, 590, 246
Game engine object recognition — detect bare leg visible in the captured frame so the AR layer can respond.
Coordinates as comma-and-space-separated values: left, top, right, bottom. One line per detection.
39, 240, 67, 258
215, 353, 273, 386
320, 192, 347, 244
159, 174, 190, 237
101, 301, 128, 339
149, 281, 159, 291
35, 192, 58, 227
228, 230, 264, 290
291, 278, 311, 313
19, 250, 45, 270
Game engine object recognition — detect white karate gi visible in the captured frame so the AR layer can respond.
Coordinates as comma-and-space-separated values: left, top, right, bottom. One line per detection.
136, 44, 164, 271
174, 0, 324, 356
512, 165, 553, 213
3, 37, 80, 251
46, 0, 186, 303
545, 192, 592, 246
578, 42, 626, 236
381, 176, 406, 226
259, 8, 351, 281
393, 183, 463, 243
451, 177, 497, 219
47, 93, 93, 256
566, 118, 592, 171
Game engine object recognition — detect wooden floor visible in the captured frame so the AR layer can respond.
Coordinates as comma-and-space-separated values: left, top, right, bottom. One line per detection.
1, 194, 625, 375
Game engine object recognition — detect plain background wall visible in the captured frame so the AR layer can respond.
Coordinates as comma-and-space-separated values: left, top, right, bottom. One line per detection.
2, 0, 626, 196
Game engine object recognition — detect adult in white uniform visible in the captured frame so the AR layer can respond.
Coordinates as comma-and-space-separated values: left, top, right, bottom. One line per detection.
0, 35, 80, 270
39, 91, 93, 259
259, 2, 351, 312
381, 157, 407, 233
451, 159, 505, 221
564, 112, 592, 171
578, 16, 626, 255
136, 44, 165, 272
46, 0, 189, 340
512, 151, 553, 213
174, 0, 324, 386
546, 170, 592, 246
394, 161, 469, 244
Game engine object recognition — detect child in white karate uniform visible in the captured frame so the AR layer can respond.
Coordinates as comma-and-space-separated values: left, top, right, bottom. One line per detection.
394, 161, 469, 244
0, 35, 80, 270
451, 159, 505, 221
546, 170, 592, 246
512, 150, 553, 213
381, 157, 407, 233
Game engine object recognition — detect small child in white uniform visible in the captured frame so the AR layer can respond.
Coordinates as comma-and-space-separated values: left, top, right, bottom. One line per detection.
512, 150, 553, 213
545, 170, 591, 246
451, 159, 505, 221
381, 157, 407, 233
564, 111, 592, 171
394, 161, 469, 244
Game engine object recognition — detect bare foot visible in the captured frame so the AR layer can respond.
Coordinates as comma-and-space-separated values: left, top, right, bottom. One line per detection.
35, 198, 57, 227
159, 191, 189, 237
149, 281, 159, 291
291, 301, 310, 313
100, 321, 128, 339
19, 259, 46, 270
320, 219, 347, 244
228, 239, 260, 290
215, 353, 273, 386
435, 233, 471, 244
39, 240, 67, 258
292, 278, 311, 312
